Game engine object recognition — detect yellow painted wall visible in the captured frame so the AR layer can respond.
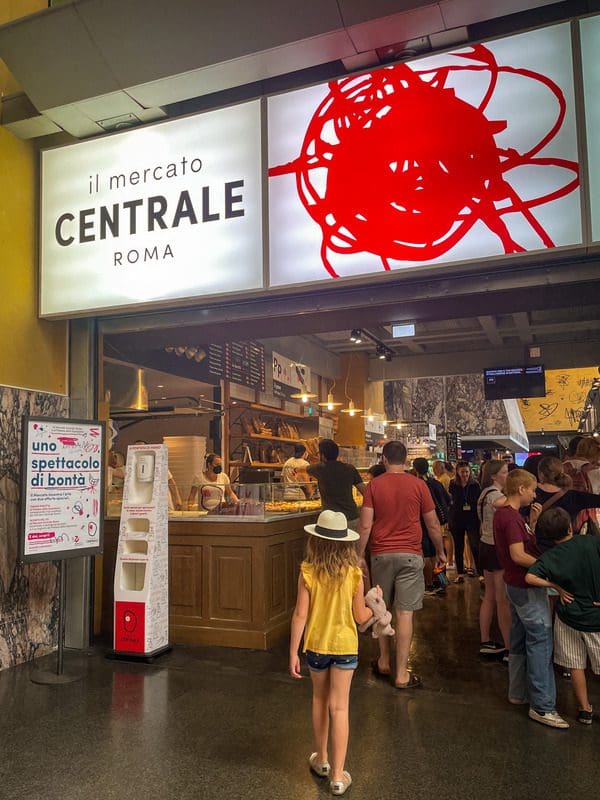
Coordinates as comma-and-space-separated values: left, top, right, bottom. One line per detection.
518, 367, 597, 433
0, 0, 67, 394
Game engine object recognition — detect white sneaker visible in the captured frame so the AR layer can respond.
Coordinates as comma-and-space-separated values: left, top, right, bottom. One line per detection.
528, 708, 569, 729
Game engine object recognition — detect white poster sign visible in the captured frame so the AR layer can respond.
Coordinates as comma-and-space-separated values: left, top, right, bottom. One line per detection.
268, 24, 581, 287
20, 417, 105, 562
272, 350, 313, 400
40, 100, 263, 316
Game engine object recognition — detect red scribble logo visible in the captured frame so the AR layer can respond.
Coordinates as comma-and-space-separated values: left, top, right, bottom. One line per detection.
269, 45, 579, 277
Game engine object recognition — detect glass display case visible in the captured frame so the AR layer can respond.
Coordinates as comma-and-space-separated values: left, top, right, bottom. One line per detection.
107, 480, 365, 520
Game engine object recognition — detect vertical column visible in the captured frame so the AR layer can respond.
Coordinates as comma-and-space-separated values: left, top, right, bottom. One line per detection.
65, 318, 97, 649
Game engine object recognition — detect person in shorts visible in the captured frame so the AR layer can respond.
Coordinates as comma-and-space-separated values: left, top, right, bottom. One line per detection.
358, 441, 446, 689
526, 506, 600, 725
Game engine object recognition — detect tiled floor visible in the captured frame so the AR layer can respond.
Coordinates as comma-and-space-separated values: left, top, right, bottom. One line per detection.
2, 578, 597, 799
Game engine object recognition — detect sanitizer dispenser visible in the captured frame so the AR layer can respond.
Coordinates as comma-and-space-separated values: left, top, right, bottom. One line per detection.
112, 444, 169, 659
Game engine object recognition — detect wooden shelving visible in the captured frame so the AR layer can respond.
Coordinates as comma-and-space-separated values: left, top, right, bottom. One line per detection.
248, 433, 306, 444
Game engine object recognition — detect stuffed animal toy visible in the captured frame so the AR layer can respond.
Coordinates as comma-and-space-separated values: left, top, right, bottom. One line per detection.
358, 588, 394, 638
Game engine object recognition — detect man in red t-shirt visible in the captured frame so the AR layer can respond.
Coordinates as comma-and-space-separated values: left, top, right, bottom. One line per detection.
358, 441, 445, 689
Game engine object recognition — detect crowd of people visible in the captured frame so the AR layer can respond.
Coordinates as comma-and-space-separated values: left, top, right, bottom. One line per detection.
289, 436, 600, 795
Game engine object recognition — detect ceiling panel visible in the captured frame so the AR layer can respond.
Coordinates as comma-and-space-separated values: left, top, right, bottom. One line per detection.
77, 0, 345, 88
0, 4, 119, 110
439, 0, 565, 28
345, 4, 445, 51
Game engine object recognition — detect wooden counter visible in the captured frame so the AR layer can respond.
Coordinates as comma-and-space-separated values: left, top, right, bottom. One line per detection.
101, 513, 317, 650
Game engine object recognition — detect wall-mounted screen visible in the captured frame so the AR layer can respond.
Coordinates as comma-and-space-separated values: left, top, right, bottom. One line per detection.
484, 366, 546, 400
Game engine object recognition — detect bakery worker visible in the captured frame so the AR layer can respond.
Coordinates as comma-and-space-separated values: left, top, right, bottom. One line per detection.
282, 443, 313, 500
188, 453, 239, 511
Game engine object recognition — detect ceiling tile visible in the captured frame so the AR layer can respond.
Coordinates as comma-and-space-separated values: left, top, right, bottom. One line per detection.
0, 4, 120, 110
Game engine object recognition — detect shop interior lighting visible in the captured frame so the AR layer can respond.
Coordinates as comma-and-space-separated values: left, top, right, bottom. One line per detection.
290, 390, 317, 403
361, 407, 376, 421
318, 391, 343, 411
340, 400, 363, 416
350, 328, 395, 361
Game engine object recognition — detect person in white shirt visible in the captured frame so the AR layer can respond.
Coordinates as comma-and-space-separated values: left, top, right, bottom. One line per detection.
187, 453, 238, 511
282, 443, 313, 500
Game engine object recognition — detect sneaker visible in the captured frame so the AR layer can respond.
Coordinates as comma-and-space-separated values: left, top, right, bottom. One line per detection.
330, 771, 352, 796
577, 708, 593, 725
480, 641, 504, 655
502, 650, 509, 664
528, 708, 569, 729
424, 586, 437, 597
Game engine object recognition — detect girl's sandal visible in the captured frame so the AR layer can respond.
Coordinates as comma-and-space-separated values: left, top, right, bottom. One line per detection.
309, 753, 330, 778
330, 771, 352, 795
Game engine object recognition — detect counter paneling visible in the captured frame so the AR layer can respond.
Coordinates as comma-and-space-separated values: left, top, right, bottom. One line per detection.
101, 513, 317, 650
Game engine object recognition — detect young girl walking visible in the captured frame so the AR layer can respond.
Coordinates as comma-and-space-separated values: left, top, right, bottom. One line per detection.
289, 510, 377, 796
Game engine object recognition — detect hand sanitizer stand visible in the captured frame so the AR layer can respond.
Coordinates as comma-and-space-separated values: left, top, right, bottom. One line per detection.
110, 444, 170, 661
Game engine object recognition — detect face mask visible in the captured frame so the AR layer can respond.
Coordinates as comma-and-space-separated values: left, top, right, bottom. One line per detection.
212, 465, 222, 475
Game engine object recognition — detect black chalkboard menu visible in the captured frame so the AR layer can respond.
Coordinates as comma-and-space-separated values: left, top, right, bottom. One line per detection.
208, 341, 265, 390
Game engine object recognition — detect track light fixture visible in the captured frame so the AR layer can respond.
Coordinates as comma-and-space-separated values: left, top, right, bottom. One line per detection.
348, 328, 395, 361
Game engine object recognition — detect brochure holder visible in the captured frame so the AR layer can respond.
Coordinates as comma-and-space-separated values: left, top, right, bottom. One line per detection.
110, 444, 170, 661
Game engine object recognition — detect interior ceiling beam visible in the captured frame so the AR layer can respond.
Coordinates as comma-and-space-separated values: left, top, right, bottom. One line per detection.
368, 339, 600, 381
513, 311, 534, 344
477, 315, 504, 348
101, 257, 600, 351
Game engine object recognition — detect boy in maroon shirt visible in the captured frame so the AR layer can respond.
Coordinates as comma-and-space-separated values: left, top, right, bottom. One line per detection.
493, 468, 568, 729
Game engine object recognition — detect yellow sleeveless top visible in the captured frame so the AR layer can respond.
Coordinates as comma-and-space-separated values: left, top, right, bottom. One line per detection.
301, 562, 362, 655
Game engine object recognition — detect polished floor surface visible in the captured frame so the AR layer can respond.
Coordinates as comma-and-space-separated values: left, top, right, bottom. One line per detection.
2, 578, 598, 800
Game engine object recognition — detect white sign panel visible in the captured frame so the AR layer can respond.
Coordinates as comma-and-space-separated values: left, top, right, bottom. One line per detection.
40, 101, 263, 316
268, 24, 581, 287
20, 417, 105, 562
581, 14, 600, 242
272, 350, 313, 400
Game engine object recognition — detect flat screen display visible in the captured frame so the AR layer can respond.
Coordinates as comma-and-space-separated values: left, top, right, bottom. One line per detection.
484, 365, 546, 400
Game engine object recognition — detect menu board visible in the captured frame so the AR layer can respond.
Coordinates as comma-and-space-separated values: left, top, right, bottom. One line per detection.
208, 341, 265, 389
19, 417, 105, 563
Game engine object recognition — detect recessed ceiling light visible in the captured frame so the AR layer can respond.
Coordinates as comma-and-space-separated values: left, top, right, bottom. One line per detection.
157, 384, 164, 388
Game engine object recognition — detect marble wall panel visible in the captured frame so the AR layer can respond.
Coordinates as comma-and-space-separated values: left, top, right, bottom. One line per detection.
384, 374, 509, 438
0, 386, 69, 670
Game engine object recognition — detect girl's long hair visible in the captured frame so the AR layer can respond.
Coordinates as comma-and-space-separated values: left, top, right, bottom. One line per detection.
480, 459, 505, 489
305, 536, 358, 583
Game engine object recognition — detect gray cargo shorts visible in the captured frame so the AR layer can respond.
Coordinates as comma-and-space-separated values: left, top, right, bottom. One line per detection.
370, 552, 425, 612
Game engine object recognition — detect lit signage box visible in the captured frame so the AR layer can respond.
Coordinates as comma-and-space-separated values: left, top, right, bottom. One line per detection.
40, 101, 263, 316
581, 15, 600, 242
267, 24, 582, 287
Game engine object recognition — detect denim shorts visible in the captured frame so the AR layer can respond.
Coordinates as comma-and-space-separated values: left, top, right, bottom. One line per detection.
306, 650, 358, 671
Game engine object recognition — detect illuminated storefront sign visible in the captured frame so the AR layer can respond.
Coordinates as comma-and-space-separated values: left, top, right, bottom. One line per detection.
268, 24, 582, 286
581, 15, 600, 242
40, 100, 263, 316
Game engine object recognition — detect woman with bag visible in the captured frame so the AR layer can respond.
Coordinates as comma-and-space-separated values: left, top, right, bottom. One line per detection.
477, 460, 511, 658
535, 457, 600, 538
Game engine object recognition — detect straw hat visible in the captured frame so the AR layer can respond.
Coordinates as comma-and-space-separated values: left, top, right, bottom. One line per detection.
304, 510, 359, 541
